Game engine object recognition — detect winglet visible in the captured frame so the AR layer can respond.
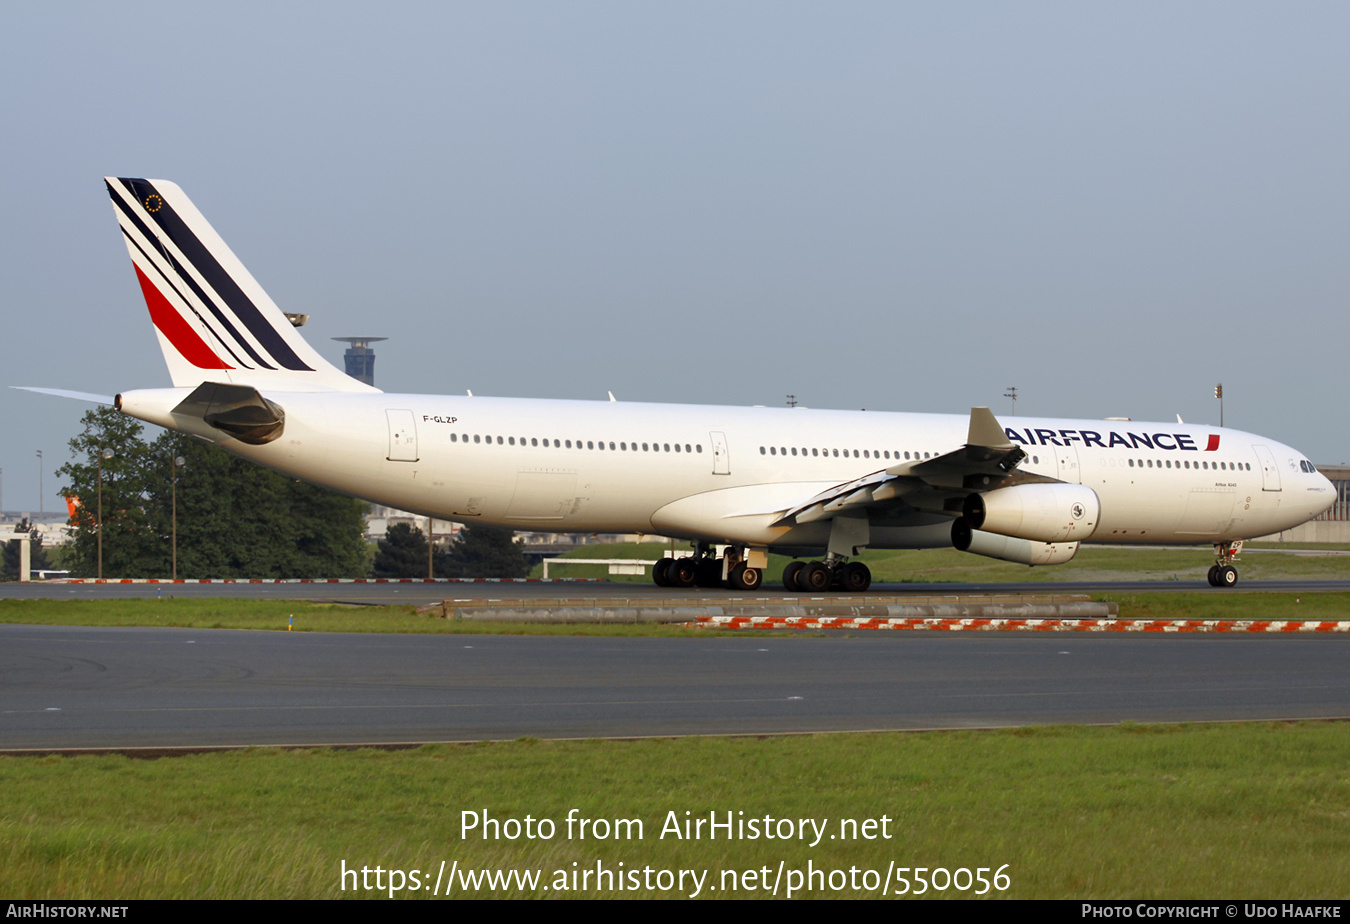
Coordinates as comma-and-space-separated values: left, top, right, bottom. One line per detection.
967, 407, 1013, 449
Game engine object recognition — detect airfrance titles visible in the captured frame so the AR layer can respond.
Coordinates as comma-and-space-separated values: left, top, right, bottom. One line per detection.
1007, 427, 1220, 452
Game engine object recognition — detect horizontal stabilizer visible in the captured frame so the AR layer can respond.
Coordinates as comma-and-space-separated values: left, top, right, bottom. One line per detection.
11, 386, 115, 405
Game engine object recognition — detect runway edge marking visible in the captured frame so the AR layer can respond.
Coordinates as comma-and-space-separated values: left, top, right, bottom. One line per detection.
692, 617, 1350, 632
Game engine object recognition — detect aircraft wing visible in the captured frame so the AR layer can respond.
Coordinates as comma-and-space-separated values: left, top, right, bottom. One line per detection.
770, 407, 1039, 526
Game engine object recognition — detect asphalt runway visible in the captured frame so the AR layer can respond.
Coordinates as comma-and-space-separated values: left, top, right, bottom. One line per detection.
4, 624, 1348, 750
1, 578, 1349, 605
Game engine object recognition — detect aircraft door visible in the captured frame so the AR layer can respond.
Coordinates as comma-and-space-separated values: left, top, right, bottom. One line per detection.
710, 431, 730, 475
1252, 444, 1281, 492
386, 409, 419, 462
1053, 446, 1082, 484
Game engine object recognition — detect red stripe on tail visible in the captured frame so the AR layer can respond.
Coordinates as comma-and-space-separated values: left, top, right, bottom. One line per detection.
133, 264, 232, 369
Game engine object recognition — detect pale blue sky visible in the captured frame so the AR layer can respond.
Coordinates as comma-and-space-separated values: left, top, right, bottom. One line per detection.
3, 2, 1347, 511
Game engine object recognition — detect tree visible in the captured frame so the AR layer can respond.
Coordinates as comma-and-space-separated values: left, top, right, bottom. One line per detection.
145, 431, 369, 578
55, 407, 159, 577
373, 522, 431, 578
57, 408, 370, 578
3, 518, 52, 581
284, 478, 372, 578
437, 524, 531, 578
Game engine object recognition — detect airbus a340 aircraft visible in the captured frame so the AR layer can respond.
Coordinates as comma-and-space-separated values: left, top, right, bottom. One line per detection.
38, 178, 1339, 591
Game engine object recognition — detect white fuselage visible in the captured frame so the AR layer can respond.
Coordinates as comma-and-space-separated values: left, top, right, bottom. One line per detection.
118, 389, 1335, 551
98, 176, 1336, 568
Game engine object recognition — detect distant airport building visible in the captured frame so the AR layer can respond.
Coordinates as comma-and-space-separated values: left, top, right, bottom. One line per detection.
0, 513, 71, 546
332, 337, 387, 386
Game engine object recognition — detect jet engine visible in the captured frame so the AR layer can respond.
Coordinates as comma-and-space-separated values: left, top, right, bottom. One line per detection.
961, 482, 1100, 543
951, 520, 1080, 566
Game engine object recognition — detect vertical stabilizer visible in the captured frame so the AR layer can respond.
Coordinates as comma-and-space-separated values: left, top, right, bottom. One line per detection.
105, 177, 378, 393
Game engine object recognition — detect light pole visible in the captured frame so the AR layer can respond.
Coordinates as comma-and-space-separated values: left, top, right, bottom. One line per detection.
36, 450, 42, 518
97, 448, 114, 579
172, 455, 185, 580
1214, 383, 1224, 427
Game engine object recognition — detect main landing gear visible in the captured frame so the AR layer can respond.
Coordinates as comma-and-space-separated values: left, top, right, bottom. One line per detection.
1207, 540, 1243, 588
652, 544, 765, 591
781, 556, 872, 593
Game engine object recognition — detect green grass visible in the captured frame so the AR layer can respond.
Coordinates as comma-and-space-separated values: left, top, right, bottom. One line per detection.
1091, 592, 1350, 623
3, 724, 1349, 898
0, 598, 717, 636
1247, 542, 1350, 551
534, 542, 1350, 584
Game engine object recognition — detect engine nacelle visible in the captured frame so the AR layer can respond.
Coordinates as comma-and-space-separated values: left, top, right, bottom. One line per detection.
952, 520, 1080, 566
962, 483, 1100, 543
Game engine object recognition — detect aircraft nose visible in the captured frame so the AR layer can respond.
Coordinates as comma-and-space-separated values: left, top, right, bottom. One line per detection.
1318, 473, 1337, 514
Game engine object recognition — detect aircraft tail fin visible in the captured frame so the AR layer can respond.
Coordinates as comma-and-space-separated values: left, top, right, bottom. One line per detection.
104, 177, 377, 393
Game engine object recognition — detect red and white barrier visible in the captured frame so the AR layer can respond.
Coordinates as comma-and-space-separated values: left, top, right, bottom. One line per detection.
693, 616, 1350, 633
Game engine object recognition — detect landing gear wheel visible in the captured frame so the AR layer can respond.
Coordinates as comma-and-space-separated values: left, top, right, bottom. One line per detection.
728, 563, 763, 591
653, 557, 674, 587
841, 561, 872, 593
799, 561, 830, 593
1209, 542, 1243, 589
782, 561, 804, 592
666, 557, 697, 588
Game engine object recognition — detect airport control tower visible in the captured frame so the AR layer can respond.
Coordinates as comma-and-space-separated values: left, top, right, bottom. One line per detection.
332, 337, 387, 386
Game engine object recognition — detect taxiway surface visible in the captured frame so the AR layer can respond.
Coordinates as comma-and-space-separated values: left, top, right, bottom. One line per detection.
4, 624, 1348, 750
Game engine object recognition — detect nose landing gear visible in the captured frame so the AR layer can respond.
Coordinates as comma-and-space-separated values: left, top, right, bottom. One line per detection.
1207, 541, 1243, 587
